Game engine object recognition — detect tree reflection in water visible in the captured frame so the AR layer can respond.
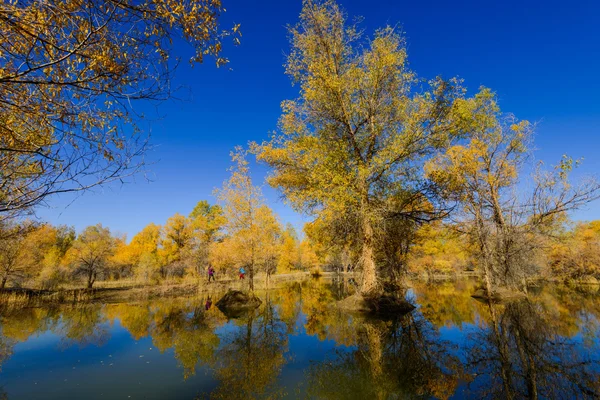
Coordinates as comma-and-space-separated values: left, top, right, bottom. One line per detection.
466, 299, 599, 399
305, 311, 463, 400
58, 305, 109, 348
204, 292, 291, 399
148, 300, 223, 379
0, 281, 598, 399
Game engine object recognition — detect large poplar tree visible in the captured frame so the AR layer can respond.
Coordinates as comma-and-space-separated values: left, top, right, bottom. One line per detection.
253, 0, 466, 294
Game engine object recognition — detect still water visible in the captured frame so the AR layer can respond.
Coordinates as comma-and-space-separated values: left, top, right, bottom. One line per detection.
0, 278, 598, 399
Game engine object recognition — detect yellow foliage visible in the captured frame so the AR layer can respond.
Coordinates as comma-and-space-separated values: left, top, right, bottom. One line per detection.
214, 148, 283, 286
253, 0, 470, 292
0, 0, 236, 214
408, 223, 470, 276
549, 220, 600, 279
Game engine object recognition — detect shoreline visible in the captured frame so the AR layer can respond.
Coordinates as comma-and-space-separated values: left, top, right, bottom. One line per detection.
2, 271, 598, 308
0, 272, 334, 306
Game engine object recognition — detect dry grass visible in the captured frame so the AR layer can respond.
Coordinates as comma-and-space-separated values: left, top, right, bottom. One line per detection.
0, 271, 327, 310
0, 288, 95, 311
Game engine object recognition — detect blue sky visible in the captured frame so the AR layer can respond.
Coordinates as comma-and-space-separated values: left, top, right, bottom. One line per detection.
38, 0, 600, 238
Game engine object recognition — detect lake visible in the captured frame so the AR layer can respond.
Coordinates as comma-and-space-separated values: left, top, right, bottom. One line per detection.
0, 278, 598, 399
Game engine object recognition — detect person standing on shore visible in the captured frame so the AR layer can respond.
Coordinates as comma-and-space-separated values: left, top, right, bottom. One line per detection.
208, 265, 216, 282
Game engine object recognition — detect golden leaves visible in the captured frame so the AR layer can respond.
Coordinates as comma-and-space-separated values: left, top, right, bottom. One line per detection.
0, 0, 238, 214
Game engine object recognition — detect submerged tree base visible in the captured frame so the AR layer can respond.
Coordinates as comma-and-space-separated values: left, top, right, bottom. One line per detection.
338, 293, 415, 316
216, 289, 262, 317
471, 288, 527, 303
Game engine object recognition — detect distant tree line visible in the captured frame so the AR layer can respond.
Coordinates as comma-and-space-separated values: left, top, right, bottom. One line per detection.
0, 150, 320, 290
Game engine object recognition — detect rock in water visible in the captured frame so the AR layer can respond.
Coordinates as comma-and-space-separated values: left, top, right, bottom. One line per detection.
338, 293, 415, 315
216, 290, 262, 317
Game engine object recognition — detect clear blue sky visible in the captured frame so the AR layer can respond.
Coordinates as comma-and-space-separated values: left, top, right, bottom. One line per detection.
38, 0, 600, 238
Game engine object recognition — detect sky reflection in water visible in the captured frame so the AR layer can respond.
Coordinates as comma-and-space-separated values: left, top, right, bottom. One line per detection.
0, 278, 598, 399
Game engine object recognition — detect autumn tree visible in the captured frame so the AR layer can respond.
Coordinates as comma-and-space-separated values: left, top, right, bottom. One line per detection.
19, 224, 75, 288
425, 89, 600, 294
209, 239, 237, 276
0, 0, 238, 217
190, 200, 226, 243
160, 213, 194, 278
407, 222, 470, 278
189, 200, 226, 274
215, 147, 282, 291
277, 223, 299, 273
256, 207, 282, 286
69, 224, 116, 288
110, 235, 135, 280
128, 223, 162, 282
549, 220, 600, 281
303, 216, 354, 273
253, 0, 467, 294
298, 239, 321, 272
0, 227, 24, 289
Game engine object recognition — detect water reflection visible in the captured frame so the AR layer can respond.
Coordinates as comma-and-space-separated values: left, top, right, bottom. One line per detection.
0, 279, 598, 399
206, 293, 291, 399
466, 299, 599, 399
306, 312, 463, 399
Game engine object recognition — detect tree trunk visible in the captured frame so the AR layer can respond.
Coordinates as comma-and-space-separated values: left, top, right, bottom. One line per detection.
360, 215, 378, 295
475, 208, 495, 297
87, 270, 95, 289
490, 188, 514, 287
1, 276, 6, 289
515, 327, 538, 400
364, 323, 385, 400
266, 271, 271, 289
489, 304, 515, 400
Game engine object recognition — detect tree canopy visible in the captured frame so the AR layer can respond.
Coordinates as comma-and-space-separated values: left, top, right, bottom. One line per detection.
0, 0, 238, 218
253, 0, 468, 293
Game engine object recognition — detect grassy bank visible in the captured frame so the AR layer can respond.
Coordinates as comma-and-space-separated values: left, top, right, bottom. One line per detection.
0, 272, 327, 307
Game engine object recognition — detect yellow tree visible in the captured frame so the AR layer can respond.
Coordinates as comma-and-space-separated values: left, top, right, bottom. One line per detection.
253, 0, 466, 294
0, 227, 24, 289
23, 224, 75, 288
110, 235, 135, 280
299, 239, 321, 272
128, 223, 162, 282
18, 225, 57, 269
407, 222, 469, 278
256, 206, 282, 285
190, 200, 226, 244
549, 220, 600, 280
209, 239, 237, 276
160, 213, 194, 278
0, 0, 238, 217
68, 224, 116, 288
277, 223, 299, 273
189, 200, 227, 274
0, 221, 50, 288
215, 147, 281, 291
425, 89, 600, 293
